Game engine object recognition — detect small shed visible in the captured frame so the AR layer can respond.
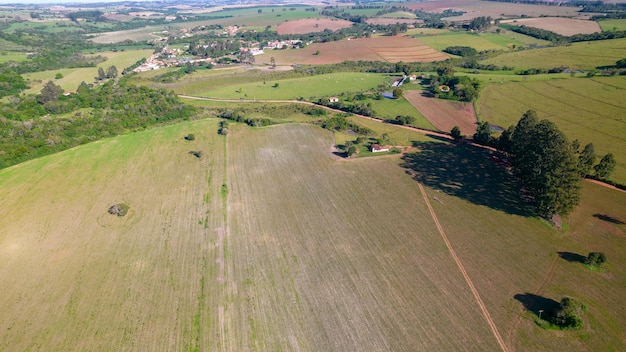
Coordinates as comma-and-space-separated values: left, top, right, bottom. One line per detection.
371, 144, 389, 153
329, 96, 339, 103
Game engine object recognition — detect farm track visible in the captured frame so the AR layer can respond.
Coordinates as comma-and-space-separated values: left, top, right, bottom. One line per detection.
180, 95, 624, 194
417, 182, 509, 352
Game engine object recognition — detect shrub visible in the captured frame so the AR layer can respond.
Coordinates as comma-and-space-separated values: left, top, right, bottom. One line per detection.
585, 252, 606, 267
551, 297, 585, 330
108, 203, 130, 217
184, 133, 195, 141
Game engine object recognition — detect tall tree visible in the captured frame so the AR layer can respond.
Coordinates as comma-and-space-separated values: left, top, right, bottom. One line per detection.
38, 81, 63, 104
577, 143, 596, 177
511, 111, 581, 218
594, 153, 616, 179
106, 65, 118, 79
473, 121, 492, 145
97, 67, 106, 81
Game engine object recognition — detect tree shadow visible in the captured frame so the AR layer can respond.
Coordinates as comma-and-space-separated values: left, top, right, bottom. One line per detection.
514, 293, 559, 318
593, 213, 625, 225
401, 142, 532, 216
557, 251, 586, 264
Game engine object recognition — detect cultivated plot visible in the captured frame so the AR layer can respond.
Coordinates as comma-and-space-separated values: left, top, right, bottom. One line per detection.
404, 90, 477, 135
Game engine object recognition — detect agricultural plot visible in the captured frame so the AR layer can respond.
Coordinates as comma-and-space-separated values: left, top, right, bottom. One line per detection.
276, 18, 353, 35
22, 49, 153, 93
257, 37, 448, 65
404, 90, 477, 135
405, 0, 588, 21
0, 52, 27, 64
418, 32, 512, 52
478, 76, 626, 184
481, 37, 626, 71
501, 18, 601, 36
2, 119, 624, 351
366, 18, 423, 25
170, 72, 389, 101
598, 19, 626, 32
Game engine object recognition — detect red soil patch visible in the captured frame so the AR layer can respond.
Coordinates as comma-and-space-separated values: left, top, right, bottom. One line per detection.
276, 18, 353, 35
257, 36, 448, 65
404, 90, 477, 135
366, 18, 424, 25
502, 17, 601, 36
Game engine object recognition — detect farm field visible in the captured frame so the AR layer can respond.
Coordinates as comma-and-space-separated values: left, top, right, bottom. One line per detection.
276, 18, 353, 35
1, 120, 624, 351
256, 36, 448, 65
366, 18, 423, 25
0, 52, 27, 64
404, 90, 477, 135
480, 37, 626, 71
22, 49, 153, 93
164, 72, 390, 101
418, 32, 513, 52
405, 0, 589, 21
478, 76, 626, 184
500, 18, 601, 36
598, 19, 626, 32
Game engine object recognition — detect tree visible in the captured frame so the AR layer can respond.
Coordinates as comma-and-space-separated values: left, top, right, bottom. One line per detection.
577, 143, 596, 177
451, 126, 462, 141
511, 111, 581, 218
55, 72, 63, 79
616, 58, 626, 68
496, 125, 514, 154
347, 145, 357, 157
585, 252, 606, 268
106, 65, 118, 79
270, 56, 276, 68
392, 87, 403, 99
97, 67, 106, 81
436, 65, 455, 78
38, 81, 63, 104
473, 121, 492, 145
551, 297, 585, 329
594, 153, 616, 179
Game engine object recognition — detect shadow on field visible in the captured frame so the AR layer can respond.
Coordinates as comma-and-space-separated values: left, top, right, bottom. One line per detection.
401, 142, 532, 216
514, 293, 559, 318
557, 251, 587, 264
593, 213, 625, 225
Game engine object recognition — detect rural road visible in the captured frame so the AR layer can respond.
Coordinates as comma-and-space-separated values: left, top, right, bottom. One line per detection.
417, 182, 509, 352
179, 95, 623, 193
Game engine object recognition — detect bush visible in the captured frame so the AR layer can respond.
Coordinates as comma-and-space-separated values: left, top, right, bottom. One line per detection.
551, 297, 585, 330
108, 203, 130, 217
585, 252, 606, 267
184, 133, 195, 141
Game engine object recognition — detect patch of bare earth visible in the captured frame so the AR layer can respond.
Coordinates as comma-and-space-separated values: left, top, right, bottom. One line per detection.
276, 18, 353, 35
502, 17, 601, 36
258, 36, 448, 65
404, 90, 477, 135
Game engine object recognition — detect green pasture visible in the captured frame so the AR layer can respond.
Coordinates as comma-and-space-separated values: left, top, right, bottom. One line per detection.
380, 11, 416, 19
598, 19, 626, 32
340, 8, 380, 16
4, 20, 88, 33
174, 72, 390, 100
478, 75, 626, 184
368, 97, 435, 129
0, 38, 29, 51
0, 51, 27, 63
490, 28, 551, 47
481, 37, 626, 71
23, 49, 153, 93
206, 6, 322, 27
418, 32, 511, 51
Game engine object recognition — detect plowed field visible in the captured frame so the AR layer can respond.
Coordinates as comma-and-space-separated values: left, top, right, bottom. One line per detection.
257, 36, 448, 65
276, 18, 353, 35
501, 17, 601, 36
404, 90, 477, 135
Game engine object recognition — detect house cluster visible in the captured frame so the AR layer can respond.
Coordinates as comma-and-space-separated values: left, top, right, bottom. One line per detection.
133, 47, 211, 72
263, 39, 302, 50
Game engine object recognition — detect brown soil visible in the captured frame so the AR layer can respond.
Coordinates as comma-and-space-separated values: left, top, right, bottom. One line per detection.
404, 90, 477, 135
276, 18, 353, 35
501, 17, 601, 36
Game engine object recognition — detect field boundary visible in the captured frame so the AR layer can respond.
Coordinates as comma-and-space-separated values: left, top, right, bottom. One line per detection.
417, 182, 509, 352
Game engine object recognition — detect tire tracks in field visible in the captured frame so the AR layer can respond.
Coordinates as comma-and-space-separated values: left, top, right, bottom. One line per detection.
506, 254, 559, 352
417, 182, 509, 352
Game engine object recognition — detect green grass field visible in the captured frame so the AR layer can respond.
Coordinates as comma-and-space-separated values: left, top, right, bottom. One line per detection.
170, 72, 391, 100
22, 49, 153, 93
0, 119, 624, 351
598, 19, 626, 32
412, 29, 550, 51
481, 37, 626, 71
478, 75, 626, 184
0, 51, 27, 63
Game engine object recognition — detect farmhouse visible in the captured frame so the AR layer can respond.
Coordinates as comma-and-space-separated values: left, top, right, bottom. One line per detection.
329, 96, 339, 103
370, 144, 389, 153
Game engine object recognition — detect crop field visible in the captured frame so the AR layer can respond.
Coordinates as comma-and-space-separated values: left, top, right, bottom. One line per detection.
366, 18, 423, 25
0, 51, 27, 64
276, 18, 353, 35
478, 76, 626, 184
404, 90, 477, 135
22, 49, 153, 93
501, 18, 601, 36
1, 118, 624, 351
167, 72, 390, 100
405, 0, 587, 21
480, 37, 626, 71
368, 96, 434, 129
418, 32, 512, 52
598, 19, 626, 32
256, 37, 448, 65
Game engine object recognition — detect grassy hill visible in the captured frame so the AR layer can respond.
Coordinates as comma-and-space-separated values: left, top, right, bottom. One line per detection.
0, 119, 624, 350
